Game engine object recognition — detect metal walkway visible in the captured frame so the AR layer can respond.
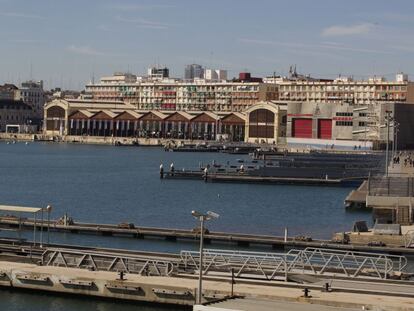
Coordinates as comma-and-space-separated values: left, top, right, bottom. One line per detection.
180, 248, 407, 280
40, 246, 407, 281
42, 248, 177, 276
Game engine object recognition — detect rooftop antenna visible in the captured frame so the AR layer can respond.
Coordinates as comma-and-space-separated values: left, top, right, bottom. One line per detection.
30, 62, 33, 81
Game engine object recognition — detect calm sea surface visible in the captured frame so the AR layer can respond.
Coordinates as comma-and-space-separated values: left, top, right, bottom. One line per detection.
0, 141, 372, 310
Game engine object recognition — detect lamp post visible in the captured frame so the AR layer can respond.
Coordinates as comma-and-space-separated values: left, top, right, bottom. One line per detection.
384, 110, 392, 177
191, 210, 219, 305
393, 122, 399, 158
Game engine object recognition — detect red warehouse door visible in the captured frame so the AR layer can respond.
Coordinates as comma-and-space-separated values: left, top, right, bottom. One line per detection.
317, 119, 332, 139
292, 118, 312, 138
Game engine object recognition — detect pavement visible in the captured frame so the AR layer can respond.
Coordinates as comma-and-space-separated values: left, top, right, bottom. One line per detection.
1, 261, 414, 310
198, 298, 361, 311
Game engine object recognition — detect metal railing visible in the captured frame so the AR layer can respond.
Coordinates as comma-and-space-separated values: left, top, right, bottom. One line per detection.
368, 176, 414, 197
41, 247, 407, 281
42, 248, 177, 276
404, 230, 414, 248
180, 248, 407, 280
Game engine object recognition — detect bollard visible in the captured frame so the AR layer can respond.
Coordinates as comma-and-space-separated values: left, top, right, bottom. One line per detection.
322, 282, 331, 292
284, 227, 288, 243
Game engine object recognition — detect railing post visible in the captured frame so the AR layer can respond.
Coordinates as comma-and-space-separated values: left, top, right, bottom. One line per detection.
387, 177, 390, 196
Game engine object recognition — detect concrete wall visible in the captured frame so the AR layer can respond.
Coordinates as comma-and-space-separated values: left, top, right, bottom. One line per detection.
394, 103, 414, 149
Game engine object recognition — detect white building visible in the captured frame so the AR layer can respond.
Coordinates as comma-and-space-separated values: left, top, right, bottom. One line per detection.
203, 69, 227, 81
19, 80, 45, 119
204, 69, 218, 81
215, 69, 227, 81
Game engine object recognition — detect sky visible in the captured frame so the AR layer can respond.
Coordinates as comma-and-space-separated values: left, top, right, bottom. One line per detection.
0, 0, 414, 90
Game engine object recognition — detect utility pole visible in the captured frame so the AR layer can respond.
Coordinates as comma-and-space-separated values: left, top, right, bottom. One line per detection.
385, 110, 392, 177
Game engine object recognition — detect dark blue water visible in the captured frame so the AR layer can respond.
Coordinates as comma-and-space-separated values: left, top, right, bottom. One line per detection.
0, 141, 371, 309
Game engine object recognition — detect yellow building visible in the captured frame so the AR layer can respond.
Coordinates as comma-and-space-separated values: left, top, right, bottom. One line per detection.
244, 102, 286, 144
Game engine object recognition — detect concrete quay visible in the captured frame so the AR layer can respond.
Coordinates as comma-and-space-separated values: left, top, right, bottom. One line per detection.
1, 261, 414, 310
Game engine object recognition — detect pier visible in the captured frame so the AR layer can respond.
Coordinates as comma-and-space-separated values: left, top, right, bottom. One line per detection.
2, 216, 414, 254
162, 170, 365, 187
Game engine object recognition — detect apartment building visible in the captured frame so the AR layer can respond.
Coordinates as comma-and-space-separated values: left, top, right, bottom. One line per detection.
274, 74, 414, 105
19, 80, 45, 119
0, 84, 19, 100
0, 99, 34, 132
85, 73, 278, 112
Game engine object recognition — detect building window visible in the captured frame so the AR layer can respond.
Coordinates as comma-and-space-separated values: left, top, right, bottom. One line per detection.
336, 112, 353, 117
335, 121, 353, 126
359, 112, 367, 117
359, 121, 367, 127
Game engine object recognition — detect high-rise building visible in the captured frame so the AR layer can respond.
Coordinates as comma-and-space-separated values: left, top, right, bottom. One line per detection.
184, 64, 204, 80
204, 69, 227, 81
204, 69, 218, 81
215, 69, 227, 81
147, 67, 169, 79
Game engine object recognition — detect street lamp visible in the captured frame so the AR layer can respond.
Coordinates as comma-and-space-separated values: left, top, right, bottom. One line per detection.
191, 210, 219, 305
393, 121, 399, 158
384, 110, 393, 177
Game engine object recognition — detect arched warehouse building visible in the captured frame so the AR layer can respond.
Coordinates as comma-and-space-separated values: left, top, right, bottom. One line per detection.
244, 102, 286, 144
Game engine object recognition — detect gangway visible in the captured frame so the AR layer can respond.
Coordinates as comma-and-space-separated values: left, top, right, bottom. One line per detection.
180, 248, 407, 280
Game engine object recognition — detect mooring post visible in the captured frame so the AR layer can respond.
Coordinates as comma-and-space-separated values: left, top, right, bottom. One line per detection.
284, 227, 288, 243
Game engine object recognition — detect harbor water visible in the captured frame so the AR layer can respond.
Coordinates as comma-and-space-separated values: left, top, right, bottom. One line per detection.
0, 141, 372, 309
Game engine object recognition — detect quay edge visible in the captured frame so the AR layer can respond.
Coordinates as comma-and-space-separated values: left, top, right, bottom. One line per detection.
0, 261, 414, 310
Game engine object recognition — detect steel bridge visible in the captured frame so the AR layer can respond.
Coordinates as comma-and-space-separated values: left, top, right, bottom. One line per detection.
180, 247, 407, 280
42, 248, 178, 276
41, 247, 407, 281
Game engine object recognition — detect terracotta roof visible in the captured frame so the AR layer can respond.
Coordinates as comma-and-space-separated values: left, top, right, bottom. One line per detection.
114, 110, 142, 120
90, 110, 118, 119
164, 111, 195, 121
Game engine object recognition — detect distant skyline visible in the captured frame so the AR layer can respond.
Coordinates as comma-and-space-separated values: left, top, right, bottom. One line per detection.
0, 0, 413, 89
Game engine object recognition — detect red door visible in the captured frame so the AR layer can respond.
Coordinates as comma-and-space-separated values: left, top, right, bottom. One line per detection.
292, 118, 312, 138
317, 119, 332, 139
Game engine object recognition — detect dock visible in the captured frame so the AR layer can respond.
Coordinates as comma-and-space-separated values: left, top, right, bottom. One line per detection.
163, 171, 363, 187
2, 216, 414, 254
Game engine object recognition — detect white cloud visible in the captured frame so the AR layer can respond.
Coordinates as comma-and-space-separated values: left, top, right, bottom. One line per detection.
321, 23, 376, 36
0, 12, 43, 19
115, 16, 171, 29
67, 45, 105, 56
